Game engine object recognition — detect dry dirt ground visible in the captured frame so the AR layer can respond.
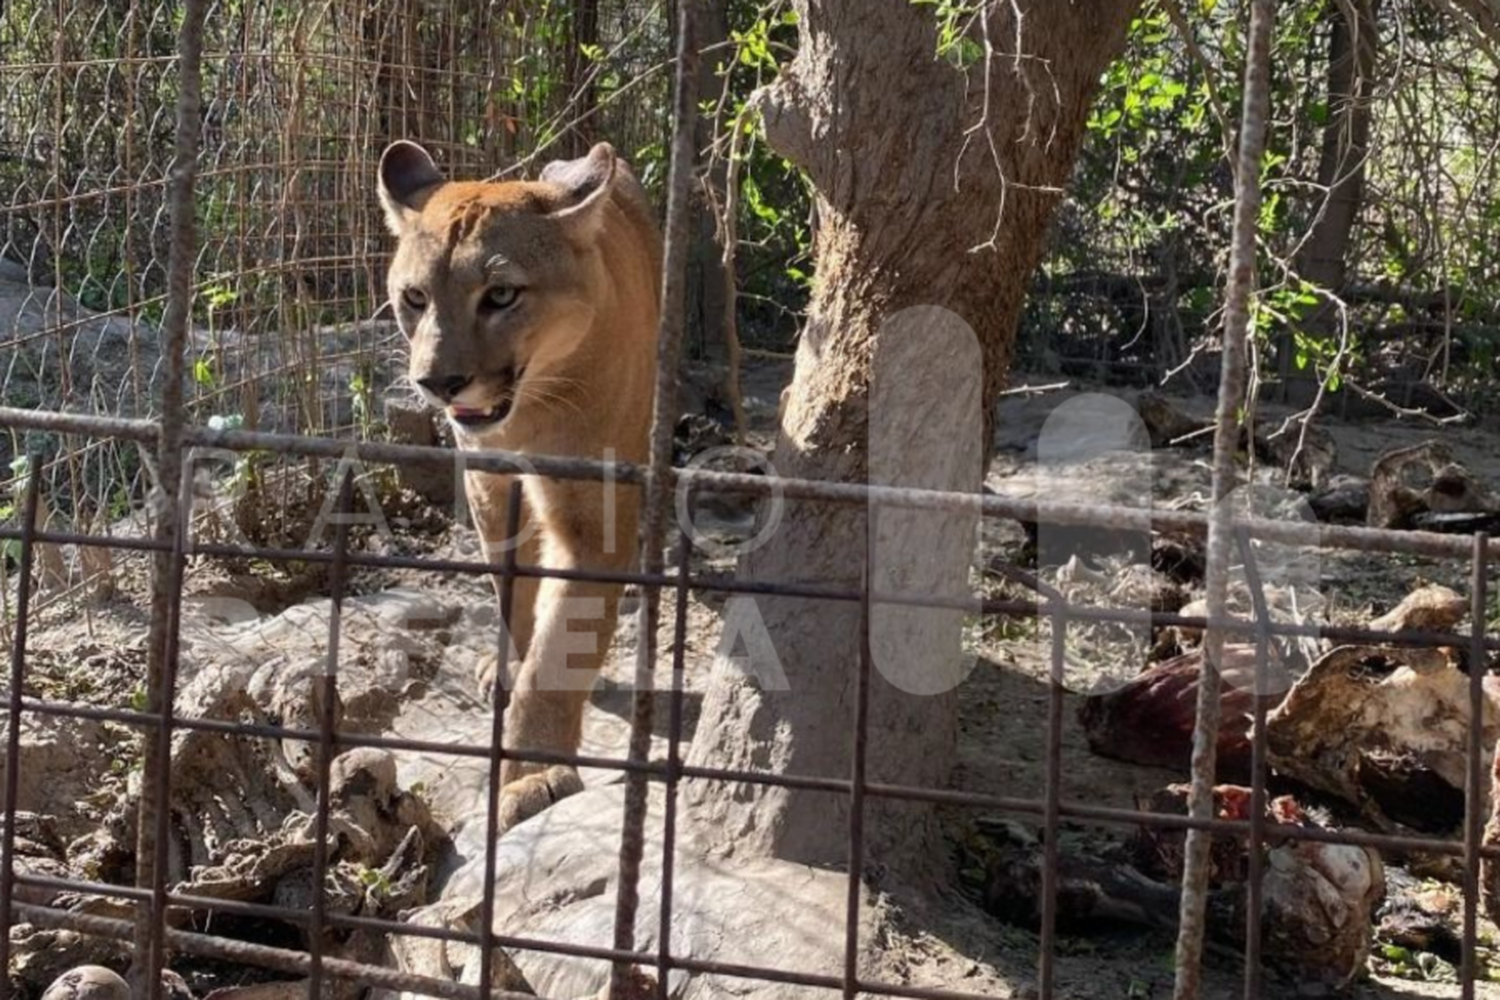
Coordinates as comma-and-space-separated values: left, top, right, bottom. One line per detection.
8, 361, 1500, 998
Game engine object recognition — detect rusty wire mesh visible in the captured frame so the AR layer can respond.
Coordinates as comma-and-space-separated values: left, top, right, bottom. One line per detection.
0, 0, 669, 579
2, 2, 1500, 1000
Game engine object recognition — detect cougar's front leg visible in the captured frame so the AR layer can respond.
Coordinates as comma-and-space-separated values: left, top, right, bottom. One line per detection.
465, 470, 541, 697
497, 476, 639, 802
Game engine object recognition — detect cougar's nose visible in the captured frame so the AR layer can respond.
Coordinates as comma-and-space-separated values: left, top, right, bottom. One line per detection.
416, 374, 472, 403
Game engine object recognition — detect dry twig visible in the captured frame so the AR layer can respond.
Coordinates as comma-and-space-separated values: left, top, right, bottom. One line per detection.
1173, 0, 1275, 996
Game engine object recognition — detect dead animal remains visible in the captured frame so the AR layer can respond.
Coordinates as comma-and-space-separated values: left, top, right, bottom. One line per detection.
972, 785, 1383, 990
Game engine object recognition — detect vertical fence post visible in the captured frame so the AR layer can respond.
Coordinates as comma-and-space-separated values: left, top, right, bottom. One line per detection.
656, 521, 695, 999
611, 0, 702, 994
1234, 528, 1273, 1000
1462, 532, 1489, 998
307, 470, 354, 1000
478, 482, 525, 1000
132, 0, 208, 995
1039, 579, 1070, 999
0, 457, 42, 991
842, 542, 874, 998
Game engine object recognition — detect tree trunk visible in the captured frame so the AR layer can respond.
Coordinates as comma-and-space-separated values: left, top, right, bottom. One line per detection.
1279, 0, 1380, 401
684, 0, 730, 362
684, 0, 1139, 877
561, 0, 601, 156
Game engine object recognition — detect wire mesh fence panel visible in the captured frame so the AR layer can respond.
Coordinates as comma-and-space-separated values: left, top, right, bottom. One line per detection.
0, 404, 1497, 999
0, 0, 671, 606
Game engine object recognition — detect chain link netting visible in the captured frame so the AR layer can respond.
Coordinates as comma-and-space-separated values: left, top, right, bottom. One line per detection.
0, 0, 668, 595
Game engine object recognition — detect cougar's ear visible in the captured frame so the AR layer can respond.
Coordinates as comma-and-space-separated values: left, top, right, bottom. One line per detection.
541, 142, 617, 240
378, 141, 445, 234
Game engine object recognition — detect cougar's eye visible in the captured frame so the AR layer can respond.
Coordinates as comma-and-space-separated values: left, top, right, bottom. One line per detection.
482, 285, 520, 311
401, 287, 428, 310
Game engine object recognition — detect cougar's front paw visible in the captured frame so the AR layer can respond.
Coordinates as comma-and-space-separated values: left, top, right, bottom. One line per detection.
497, 765, 585, 832
474, 651, 511, 706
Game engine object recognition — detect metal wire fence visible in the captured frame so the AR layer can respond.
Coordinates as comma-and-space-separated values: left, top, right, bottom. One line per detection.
2, 2, 1500, 1000
0, 0, 668, 562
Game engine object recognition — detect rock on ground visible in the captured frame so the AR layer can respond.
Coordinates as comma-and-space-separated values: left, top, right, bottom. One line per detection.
393, 784, 872, 1000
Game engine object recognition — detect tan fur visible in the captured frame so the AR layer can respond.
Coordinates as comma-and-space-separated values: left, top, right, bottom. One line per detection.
378, 142, 660, 822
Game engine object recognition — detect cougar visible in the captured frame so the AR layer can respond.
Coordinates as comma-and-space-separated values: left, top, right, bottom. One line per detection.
378, 140, 661, 827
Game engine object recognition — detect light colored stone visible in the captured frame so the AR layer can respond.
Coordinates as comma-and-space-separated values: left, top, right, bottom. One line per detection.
39, 965, 129, 1000
398, 784, 871, 1000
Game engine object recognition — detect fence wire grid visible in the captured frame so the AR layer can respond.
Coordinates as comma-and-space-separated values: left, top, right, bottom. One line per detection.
3, 2, 1500, 1000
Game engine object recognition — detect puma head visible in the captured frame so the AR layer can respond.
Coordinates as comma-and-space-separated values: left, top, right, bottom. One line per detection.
377, 140, 623, 430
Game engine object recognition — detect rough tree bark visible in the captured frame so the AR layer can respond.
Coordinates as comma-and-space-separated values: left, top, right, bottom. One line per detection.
684, 0, 1140, 876
1279, 0, 1380, 401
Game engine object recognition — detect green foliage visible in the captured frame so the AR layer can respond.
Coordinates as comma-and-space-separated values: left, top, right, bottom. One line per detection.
201, 274, 241, 314
910, 0, 983, 68
1087, 6, 1191, 144
11, 0, 1500, 430
349, 368, 378, 436
3, 454, 33, 566
193, 358, 216, 388
695, 1, 814, 343
353, 863, 393, 898
0, 455, 24, 564
1039, 0, 1500, 403
8, 454, 31, 488
730, 15, 782, 72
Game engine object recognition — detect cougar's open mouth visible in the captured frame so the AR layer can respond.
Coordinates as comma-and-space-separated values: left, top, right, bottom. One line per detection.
448, 400, 513, 428
447, 366, 525, 429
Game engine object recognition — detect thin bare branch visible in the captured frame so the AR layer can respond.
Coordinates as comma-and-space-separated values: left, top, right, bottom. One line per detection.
1173, 0, 1275, 995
